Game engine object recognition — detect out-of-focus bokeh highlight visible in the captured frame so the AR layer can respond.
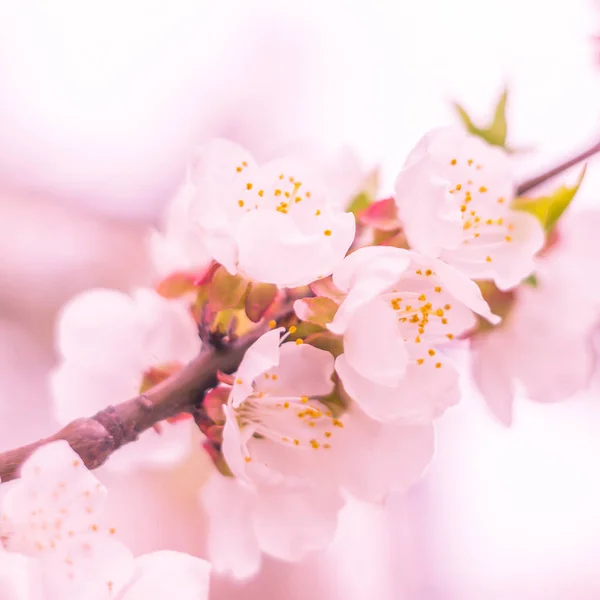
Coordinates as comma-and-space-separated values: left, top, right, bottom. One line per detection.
0, 0, 599, 598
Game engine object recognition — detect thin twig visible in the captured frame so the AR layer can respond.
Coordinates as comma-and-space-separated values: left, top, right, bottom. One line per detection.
516, 139, 600, 196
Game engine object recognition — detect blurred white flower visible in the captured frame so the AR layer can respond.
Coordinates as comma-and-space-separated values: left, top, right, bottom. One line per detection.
0, 441, 211, 600
472, 210, 600, 425
50, 288, 201, 471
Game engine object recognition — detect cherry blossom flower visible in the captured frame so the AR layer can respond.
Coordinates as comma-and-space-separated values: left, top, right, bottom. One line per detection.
50, 288, 201, 471
147, 182, 212, 278
328, 246, 499, 422
186, 139, 356, 287
394, 127, 545, 290
472, 210, 600, 425
201, 327, 434, 577
0, 442, 211, 600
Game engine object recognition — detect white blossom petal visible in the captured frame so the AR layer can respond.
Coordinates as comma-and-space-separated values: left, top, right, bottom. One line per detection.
200, 473, 261, 580
120, 551, 210, 600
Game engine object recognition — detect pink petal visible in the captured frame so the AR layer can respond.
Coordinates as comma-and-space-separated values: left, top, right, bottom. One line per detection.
120, 551, 210, 600
200, 473, 261, 580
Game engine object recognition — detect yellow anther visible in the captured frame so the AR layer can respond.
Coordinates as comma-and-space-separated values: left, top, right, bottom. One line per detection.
418, 293, 427, 301
324, 229, 332, 236
245, 456, 252, 463
460, 205, 467, 213
505, 235, 512, 242
315, 209, 321, 216
235, 378, 243, 385
310, 440, 320, 449
301, 396, 309, 403
446, 333, 454, 340
486, 256, 492, 262
268, 320, 276, 329
441, 318, 448, 325
275, 189, 282, 196
416, 269, 423, 275
417, 358, 425, 365
467, 159, 473, 166
258, 189, 264, 197
295, 338, 304, 345
289, 325, 297, 334
444, 304, 451, 310
236, 166, 242, 172
479, 186, 487, 193
283, 402, 290, 409
428, 349, 436, 356
325, 431, 332, 438
242, 161, 248, 167
246, 183, 253, 190
415, 336, 421, 343
435, 362, 442, 368
323, 443, 331, 449
333, 419, 344, 428
238, 200, 244, 207
451, 159, 457, 165
434, 286, 442, 293
272, 374, 278, 380
294, 439, 300, 446
497, 197, 505, 204
435, 308, 444, 317
425, 269, 433, 276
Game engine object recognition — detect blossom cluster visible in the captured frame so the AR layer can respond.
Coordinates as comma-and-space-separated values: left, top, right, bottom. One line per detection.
5, 125, 597, 589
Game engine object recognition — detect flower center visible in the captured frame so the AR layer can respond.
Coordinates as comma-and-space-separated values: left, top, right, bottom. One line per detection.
385, 268, 458, 369
448, 158, 515, 258
236, 393, 343, 452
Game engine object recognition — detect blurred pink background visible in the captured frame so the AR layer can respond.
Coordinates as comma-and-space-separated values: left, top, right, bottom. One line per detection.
0, 1, 599, 598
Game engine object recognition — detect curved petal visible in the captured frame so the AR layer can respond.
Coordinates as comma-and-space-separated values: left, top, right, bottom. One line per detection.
341, 297, 408, 386
121, 551, 210, 600
253, 482, 343, 562
254, 342, 335, 398
236, 209, 355, 287
336, 408, 435, 502
335, 353, 459, 423
200, 473, 261, 581
471, 332, 515, 426
231, 328, 284, 407
0, 550, 43, 600
332, 246, 411, 293
432, 258, 501, 324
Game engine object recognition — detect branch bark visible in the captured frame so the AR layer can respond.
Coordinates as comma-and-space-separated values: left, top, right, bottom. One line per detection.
0, 305, 292, 484
516, 139, 600, 196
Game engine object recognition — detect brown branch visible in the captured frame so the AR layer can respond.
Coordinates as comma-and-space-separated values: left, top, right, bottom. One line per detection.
0, 303, 295, 484
516, 139, 600, 196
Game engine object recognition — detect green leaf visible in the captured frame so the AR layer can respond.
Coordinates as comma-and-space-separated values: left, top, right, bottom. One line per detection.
347, 191, 371, 215
454, 88, 509, 149
347, 168, 379, 215
514, 166, 586, 232
522, 274, 538, 287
